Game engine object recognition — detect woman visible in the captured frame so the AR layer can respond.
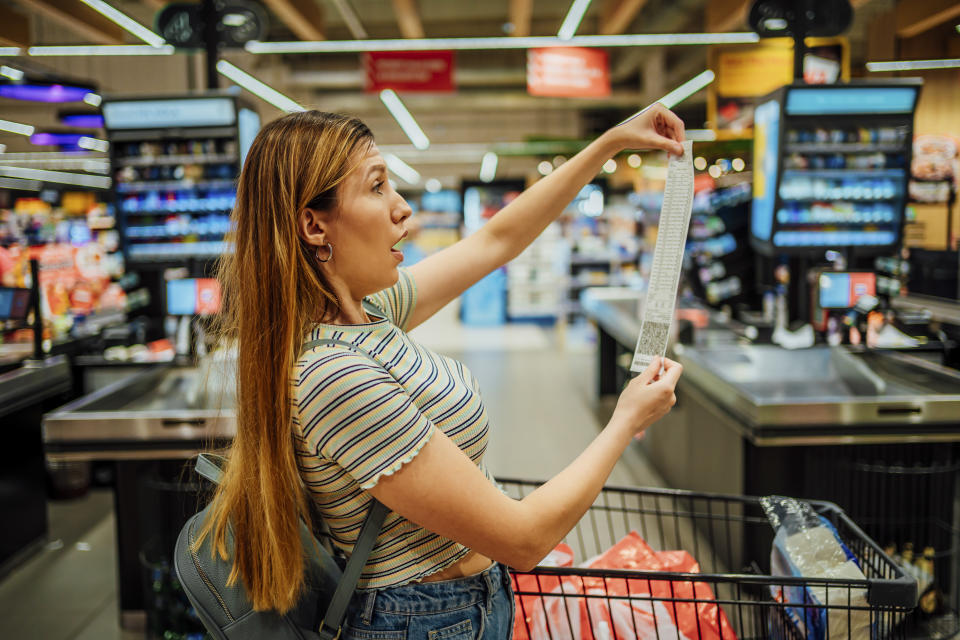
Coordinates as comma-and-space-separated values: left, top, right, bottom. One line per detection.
199, 106, 685, 639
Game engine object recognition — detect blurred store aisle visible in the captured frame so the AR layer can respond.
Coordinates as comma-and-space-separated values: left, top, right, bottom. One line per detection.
0, 306, 667, 640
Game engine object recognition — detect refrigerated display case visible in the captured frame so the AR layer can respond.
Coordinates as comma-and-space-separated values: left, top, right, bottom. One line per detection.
102, 93, 259, 265
750, 81, 922, 256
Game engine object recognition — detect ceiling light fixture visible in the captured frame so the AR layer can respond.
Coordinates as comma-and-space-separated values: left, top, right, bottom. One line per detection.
79, 0, 166, 47
0, 118, 35, 136
245, 33, 760, 54
424, 178, 442, 192
1, 65, 24, 81
379, 89, 430, 150
383, 153, 421, 185
29, 45, 175, 56
329, 0, 368, 39
0, 177, 42, 191
557, 0, 592, 40
0, 47, 21, 56
216, 60, 305, 113
0, 165, 111, 188
866, 58, 960, 72
657, 70, 716, 109
479, 152, 498, 182
83, 93, 103, 106
78, 136, 110, 152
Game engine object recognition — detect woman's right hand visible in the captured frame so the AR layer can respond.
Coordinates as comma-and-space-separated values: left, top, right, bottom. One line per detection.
611, 356, 683, 438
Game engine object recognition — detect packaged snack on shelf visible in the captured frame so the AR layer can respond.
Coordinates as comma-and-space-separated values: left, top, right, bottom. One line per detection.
761, 496, 869, 640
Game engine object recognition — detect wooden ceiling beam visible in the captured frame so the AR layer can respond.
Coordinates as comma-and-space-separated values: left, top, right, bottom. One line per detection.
705, 0, 751, 33
261, 0, 325, 41
0, 5, 30, 49
896, 0, 960, 39
11, 0, 124, 44
509, 0, 533, 37
391, 0, 424, 39
600, 0, 648, 35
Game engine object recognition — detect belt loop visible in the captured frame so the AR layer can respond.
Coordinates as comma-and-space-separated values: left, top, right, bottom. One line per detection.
483, 567, 497, 614
360, 590, 377, 625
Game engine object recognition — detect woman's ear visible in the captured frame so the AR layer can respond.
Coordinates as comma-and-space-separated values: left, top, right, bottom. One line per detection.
298, 207, 329, 247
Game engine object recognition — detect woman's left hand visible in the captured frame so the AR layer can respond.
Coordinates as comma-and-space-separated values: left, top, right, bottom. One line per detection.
608, 102, 686, 156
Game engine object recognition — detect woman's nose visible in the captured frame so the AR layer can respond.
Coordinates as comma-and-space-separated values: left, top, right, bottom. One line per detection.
393, 197, 413, 223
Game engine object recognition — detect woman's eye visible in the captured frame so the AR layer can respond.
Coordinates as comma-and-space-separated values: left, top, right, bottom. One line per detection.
374, 181, 384, 194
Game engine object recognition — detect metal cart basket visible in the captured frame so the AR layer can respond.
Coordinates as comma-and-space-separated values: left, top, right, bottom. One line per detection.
497, 479, 918, 640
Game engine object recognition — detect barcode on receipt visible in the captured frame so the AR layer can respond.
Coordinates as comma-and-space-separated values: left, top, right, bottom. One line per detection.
632, 321, 671, 369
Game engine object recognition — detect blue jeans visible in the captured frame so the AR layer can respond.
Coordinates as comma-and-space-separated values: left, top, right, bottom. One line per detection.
343, 563, 515, 640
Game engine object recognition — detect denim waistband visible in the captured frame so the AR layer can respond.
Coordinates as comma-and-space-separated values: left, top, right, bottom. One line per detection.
352, 563, 512, 616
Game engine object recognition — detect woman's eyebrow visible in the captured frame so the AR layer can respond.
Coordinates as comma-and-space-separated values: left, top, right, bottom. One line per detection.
367, 163, 387, 178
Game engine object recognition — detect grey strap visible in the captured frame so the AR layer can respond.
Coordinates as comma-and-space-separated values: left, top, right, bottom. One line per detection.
303, 337, 393, 639
319, 500, 389, 640
196, 453, 226, 485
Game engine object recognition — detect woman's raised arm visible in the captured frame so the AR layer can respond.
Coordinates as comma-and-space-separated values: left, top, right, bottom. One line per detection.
406, 103, 685, 330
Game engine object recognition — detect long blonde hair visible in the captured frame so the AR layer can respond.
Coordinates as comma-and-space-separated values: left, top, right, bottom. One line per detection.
196, 111, 374, 613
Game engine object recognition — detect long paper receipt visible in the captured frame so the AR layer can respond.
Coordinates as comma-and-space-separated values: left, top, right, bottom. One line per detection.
631, 140, 694, 373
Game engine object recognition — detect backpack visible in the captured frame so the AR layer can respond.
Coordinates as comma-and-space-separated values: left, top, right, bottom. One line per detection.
173, 338, 396, 640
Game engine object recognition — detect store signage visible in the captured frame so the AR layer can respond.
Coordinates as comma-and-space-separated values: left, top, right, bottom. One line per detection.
363, 51, 455, 93
527, 47, 610, 98
103, 98, 236, 130
708, 38, 848, 138
157, 0, 267, 49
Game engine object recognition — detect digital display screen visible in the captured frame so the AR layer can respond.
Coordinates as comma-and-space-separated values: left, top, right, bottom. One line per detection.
786, 87, 918, 115
166, 278, 221, 316
104, 98, 236, 130
0, 287, 31, 320
819, 272, 877, 309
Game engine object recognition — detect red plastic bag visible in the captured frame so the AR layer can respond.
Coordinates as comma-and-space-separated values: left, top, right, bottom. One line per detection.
514, 544, 575, 640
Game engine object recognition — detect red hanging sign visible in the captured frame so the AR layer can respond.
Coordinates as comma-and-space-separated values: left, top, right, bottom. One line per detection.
527, 47, 611, 98
364, 50, 455, 93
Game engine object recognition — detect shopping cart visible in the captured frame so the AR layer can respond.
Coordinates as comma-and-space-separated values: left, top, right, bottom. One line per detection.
498, 479, 918, 640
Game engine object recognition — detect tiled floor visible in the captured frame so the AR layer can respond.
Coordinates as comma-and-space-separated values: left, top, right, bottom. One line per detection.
0, 308, 669, 639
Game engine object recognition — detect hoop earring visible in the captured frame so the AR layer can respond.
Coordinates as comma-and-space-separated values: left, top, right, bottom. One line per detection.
316, 242, 333, 263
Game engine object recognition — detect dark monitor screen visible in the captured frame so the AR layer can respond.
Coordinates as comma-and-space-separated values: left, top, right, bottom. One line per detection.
0, 287, 31, 320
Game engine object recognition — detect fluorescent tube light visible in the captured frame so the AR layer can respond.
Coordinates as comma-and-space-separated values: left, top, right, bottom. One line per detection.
0, 47, 21, 56
379, 89, 430, 150
383, 153, 421, 185
0, 144, 5, 153
866, 58, 960, 72
29, 45, 175, 56
1, 65, 24, 80
0, 118, 35, 136
0, 177, 42, 191
246, 33, 759, 54
78, 136, 110, 152
479, 152, 498, 182
557, 0, 592, 40
0, 165, 111, 188
79, 0, 166, 47
83, 93, 103, 106
329, 0, 368, 39
657, 70, 715, 108
216, 60, 305, 113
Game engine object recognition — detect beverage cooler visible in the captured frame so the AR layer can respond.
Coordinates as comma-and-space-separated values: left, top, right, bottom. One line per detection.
750, 81, 922, 256
102, 93, 259, 267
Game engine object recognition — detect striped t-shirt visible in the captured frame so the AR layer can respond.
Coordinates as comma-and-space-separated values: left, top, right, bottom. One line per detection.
293, 268, 494, 589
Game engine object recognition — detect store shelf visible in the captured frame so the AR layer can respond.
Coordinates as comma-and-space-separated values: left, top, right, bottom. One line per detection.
114, 153, 237, 167
121, 207, 233, 216
779, 197, 900, 203
782, 169, 906, 179
116, 178, 236, 193
785, 143, 905, 153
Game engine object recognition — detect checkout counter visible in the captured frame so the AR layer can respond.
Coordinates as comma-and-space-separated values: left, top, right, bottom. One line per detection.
42, 359, 234, 628
583, 288, 960, 632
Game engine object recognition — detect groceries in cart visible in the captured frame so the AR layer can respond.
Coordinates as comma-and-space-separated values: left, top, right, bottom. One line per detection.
761, 496, 870, 640
513, 532, 736, 640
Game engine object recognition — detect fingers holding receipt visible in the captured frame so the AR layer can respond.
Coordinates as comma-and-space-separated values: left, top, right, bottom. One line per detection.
631, 140, 694, 374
